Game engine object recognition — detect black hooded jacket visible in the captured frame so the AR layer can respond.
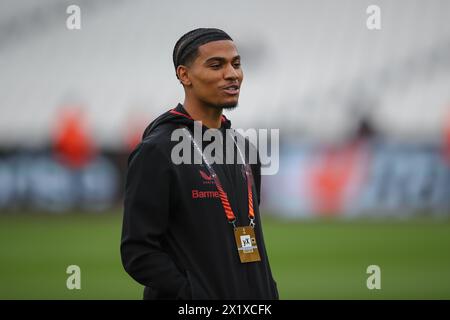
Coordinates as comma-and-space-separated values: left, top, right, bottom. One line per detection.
121, 103, 278, 300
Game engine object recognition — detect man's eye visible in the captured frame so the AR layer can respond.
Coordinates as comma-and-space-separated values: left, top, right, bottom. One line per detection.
210, 64, 221, 69
233, 62, 241, 68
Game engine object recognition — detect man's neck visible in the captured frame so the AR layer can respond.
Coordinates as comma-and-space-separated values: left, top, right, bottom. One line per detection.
183, 98, 223, 129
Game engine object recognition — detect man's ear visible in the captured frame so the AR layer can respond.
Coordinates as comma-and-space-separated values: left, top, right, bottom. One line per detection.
177, 65, 192, 86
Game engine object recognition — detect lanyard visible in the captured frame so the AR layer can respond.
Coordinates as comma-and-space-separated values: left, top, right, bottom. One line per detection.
182, 127, 256, 228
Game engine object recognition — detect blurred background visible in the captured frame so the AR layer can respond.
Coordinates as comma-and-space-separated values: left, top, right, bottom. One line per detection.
0, 0, 449, 299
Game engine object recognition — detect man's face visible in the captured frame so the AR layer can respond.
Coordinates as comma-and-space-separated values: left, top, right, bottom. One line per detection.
185, 40, 243, 109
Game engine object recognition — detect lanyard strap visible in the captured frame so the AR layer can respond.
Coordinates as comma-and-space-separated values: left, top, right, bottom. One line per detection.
182, 127, 256, 227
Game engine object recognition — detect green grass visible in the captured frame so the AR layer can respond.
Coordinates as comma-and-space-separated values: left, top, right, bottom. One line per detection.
0, 212, 450, 299
263, 217, 450, 299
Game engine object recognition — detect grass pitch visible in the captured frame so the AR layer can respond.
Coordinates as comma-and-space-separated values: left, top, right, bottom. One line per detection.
0, 212, 449, 299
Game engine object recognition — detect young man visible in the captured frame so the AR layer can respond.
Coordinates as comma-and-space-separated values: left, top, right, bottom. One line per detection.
121, 28, 278, 300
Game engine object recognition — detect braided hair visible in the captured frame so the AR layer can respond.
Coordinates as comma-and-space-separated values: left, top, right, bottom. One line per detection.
172, 28, 232, 79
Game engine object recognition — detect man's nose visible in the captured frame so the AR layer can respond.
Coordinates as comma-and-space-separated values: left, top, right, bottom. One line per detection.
223, 63, 239, 80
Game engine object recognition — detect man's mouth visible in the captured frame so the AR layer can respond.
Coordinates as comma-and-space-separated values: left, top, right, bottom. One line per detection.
221, 84, 240, 95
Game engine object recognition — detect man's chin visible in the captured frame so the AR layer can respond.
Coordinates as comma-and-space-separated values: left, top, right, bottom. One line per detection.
221, 102, 238, 110
210, 100, 239, 110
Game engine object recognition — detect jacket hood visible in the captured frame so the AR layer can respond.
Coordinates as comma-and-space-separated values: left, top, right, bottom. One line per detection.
142, 103, 232, 140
